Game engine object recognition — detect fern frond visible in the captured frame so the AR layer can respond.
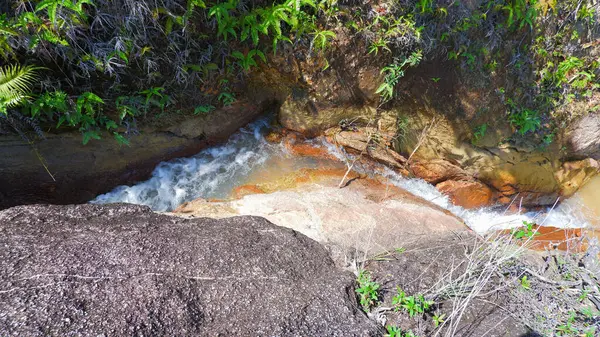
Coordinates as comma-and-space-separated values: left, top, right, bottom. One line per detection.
0, 65, 39, 107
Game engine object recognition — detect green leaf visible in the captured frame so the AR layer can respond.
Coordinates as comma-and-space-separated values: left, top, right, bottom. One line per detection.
194, 105, 215, 114
0, 64, 40, 109
82, 130, 101, 145
113, 132, 130, 146
232, 51, 245, 60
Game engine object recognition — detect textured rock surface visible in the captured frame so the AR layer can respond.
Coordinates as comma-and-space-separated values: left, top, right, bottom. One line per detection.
565, 112, 600, 160
174, 174, 468, 256
0, 101, 265, 209
328, 128, 407, 170
0, 204, 379, 336
436, 179, 495, 209
409, 159, 471, 184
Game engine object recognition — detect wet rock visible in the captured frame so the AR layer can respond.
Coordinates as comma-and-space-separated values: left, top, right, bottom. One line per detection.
0, 204, 379, 336
327, 128, 407, 170
0, 101, 265, 209
281, 132, 338, 160
231, 184, 266, 199
174, 174, 468, 256
555, 158, 600, 197
410, 159, 471, 184
279, 97, 377, 137
436, 179, 495, 209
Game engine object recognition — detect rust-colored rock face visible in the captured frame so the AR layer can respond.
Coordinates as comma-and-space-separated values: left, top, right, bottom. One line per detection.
281, 132, 337, 160
410, 159, 470, 184
436, 179, 495, 209
232, 185, 266, 199
528, 226, 586, 252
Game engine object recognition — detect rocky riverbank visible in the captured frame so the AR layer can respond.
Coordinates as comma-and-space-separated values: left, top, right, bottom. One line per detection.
2, 203, 598, 336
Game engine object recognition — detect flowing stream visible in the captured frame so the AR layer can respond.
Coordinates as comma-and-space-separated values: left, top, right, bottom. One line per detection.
92, 119, 598, 233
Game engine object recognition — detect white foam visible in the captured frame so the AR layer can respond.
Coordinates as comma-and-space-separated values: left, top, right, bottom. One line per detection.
91, 119, 278, 211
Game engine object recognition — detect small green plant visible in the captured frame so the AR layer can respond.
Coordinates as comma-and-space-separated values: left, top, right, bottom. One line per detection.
208, 0, 238, 41
232, 49, 267, 71
509, 109, 541, 135
194, 104, 216, 115
472, 123, 487, 144
583, 326, 597, 337
391, 286, 433, 317
433, 312, 446, 327
555, 311, 579, 336
385, 326, 420, 337
385, 325, 401, 337
376, 51, 422, 102
311, 29, 336, 52
519, 275, 531, 290
218, 92, 236, 106
139, 87, 172, 113
502, 0, 538, 30
23, 90, 69, 120
511, 221, 540, 240
416, 0, 434, 14
355, 269, 380, 311
368, 37, 391, 55
580, 306, 599, 319
115, 95, 142, 120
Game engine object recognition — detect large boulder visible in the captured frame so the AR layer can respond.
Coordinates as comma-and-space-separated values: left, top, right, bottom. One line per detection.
174, 173, 468, 256
0, 204, 379, 336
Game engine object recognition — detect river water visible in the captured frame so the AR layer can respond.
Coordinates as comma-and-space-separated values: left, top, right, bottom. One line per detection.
91, 119, 597, 234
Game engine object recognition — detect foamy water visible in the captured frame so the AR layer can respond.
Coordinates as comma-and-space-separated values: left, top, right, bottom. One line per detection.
92, 120, 594, 233
92, 119, 276, 211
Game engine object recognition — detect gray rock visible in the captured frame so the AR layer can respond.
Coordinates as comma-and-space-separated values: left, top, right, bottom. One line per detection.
0, 204, 379, 336
566, 112, 600, 160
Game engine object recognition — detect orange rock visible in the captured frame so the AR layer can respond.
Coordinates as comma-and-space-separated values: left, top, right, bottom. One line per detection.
527, 226, 585, 252
288, 142, 336, 159
232, 185, 266, 199
410, 159, 470, 184
436, 180, 495, 209
279, 132, 338, 160
493, 226, 586, 252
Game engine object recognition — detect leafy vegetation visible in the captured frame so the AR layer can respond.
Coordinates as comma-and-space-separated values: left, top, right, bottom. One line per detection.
0, 65, 39, 115
0, 0, 598, 149
377, 51, 423, 103
355, 269, 380, 311
385, 326, 420, 337
0, 0, 339, 143
391, 286, 434, 317
511, 221, 540, 240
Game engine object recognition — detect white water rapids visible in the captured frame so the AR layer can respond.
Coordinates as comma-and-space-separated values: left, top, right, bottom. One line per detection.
92, 119, 595, 233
